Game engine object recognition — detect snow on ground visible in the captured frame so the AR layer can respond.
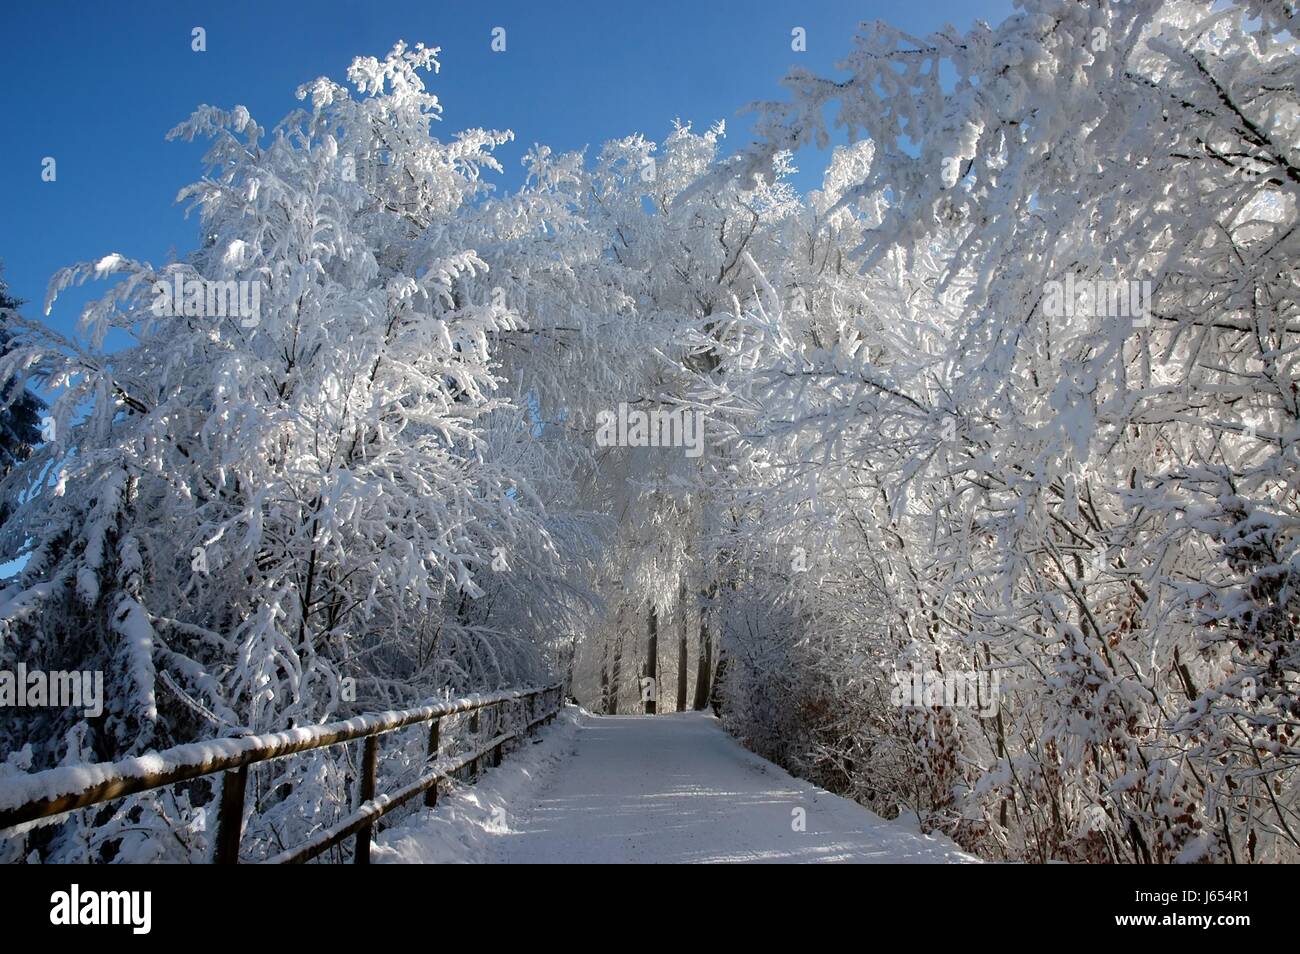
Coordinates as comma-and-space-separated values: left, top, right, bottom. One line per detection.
373, 706, 583, 864
376, 706, 978, 864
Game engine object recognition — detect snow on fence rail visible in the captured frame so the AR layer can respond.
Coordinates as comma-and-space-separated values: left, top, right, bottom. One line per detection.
0, 682, 564, 863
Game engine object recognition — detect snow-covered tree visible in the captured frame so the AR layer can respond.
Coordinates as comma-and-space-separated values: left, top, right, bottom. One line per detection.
0, 271, 45, 488
0, 43, 590, 860
703, 0, 1300, 862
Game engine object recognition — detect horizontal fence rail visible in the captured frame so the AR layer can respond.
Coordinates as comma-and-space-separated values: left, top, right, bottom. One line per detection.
0, 682, 564, 863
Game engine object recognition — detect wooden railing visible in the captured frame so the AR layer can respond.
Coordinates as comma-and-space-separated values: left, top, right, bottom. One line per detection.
0, 682, 564, 864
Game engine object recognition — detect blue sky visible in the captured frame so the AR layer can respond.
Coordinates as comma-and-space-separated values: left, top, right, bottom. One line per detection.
0, 0, 1011, 336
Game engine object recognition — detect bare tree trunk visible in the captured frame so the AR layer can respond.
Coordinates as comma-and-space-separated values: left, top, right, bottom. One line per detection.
692, 583, 716, 710
644, 604, 658, 715
675, 584, 689, 712
608, 629, 622, 715
599, 631, 612, 714
709, 647, 725, 716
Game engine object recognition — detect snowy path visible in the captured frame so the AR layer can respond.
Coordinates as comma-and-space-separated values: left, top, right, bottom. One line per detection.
491, 710, 977, 864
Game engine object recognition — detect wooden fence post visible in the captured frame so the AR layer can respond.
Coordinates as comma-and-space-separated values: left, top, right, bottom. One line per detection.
213, 765, 248, 864
493, 701, 504, 767
354, 735, 379, 864
468, 709, 480, 780
424, 718, 441, 808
